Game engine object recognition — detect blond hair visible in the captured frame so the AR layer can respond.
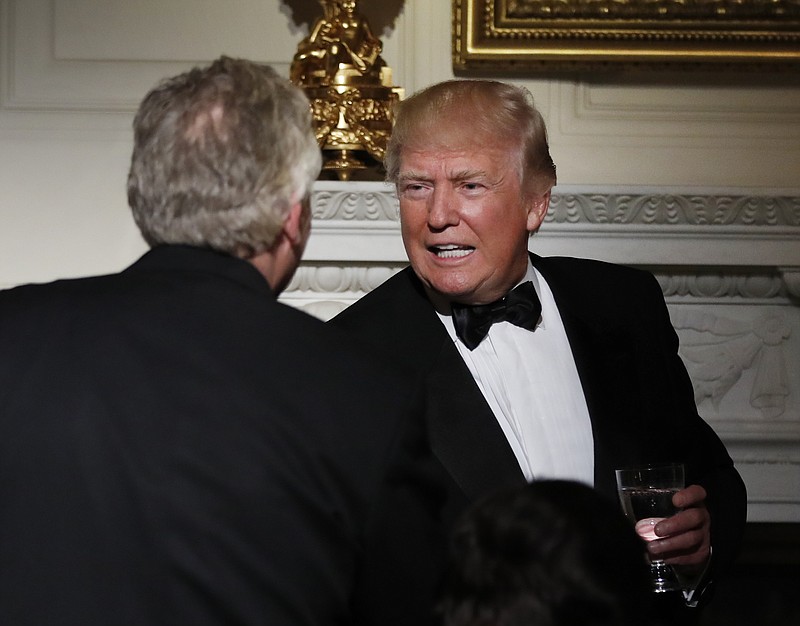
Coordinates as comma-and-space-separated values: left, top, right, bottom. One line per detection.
385, 80, 556, 196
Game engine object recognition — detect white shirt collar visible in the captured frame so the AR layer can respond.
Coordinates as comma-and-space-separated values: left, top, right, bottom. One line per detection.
435, 259, 545, 343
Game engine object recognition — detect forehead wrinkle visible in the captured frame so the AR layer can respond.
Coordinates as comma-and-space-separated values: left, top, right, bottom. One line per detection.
398, 143, 515, 189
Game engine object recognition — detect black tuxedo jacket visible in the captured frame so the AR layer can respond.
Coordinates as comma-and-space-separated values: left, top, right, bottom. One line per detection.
0, 245, 445, 626
331, 253, 747, 578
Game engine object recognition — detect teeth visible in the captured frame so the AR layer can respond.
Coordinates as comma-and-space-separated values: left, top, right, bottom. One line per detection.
433, 245, 473, 259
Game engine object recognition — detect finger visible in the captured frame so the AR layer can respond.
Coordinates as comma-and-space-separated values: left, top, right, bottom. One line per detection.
660, 536, 712, 567
655, 507, 709, 537
649, 527, 706, 556
648, 536, 710, 569
673, 484, 707, 509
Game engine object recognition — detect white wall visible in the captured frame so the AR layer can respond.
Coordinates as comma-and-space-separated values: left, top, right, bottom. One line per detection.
1, 0, 799, 520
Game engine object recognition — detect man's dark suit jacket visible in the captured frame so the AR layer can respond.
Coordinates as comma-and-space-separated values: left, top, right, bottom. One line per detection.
331, 253, 747, 582
0, 245, 445, 626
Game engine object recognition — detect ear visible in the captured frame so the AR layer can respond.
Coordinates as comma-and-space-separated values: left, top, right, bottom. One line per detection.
526, 191, 551, 232
282, 200, 306, 245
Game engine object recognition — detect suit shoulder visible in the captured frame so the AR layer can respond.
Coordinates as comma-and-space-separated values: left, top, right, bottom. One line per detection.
329, 267, 425, 336
291, 306, 410, 385
333, 268, 417, 319
328, 268, 445, 375
538, 255, 651, 278
536, 255, 660, 295
0, 274, 117, 319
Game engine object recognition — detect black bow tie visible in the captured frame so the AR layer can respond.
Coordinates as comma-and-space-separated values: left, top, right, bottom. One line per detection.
451, 281, 542, 350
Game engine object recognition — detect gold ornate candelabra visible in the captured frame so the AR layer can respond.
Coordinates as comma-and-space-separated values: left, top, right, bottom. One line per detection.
290, 0, 402, 180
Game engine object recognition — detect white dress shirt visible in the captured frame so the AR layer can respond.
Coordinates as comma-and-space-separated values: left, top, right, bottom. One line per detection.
435, 262, 595, 485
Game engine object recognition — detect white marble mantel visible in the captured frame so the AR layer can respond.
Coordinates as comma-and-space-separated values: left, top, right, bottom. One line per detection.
284, 181, 800, 523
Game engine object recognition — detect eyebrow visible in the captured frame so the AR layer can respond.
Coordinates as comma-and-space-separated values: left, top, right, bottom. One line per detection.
397, 168, 491, 184
396, 170, 430, 184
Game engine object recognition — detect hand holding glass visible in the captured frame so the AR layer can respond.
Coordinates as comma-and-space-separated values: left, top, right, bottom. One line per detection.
615, 463, 685, 593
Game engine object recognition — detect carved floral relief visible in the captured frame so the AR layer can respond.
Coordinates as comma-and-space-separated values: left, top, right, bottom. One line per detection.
673, 308, 795, 419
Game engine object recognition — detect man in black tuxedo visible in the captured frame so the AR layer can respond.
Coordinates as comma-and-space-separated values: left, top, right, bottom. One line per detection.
330, 79, 747, 613
0, 57, 444, 626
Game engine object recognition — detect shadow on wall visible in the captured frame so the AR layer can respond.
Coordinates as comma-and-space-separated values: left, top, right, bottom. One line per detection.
280, 0, 406, 37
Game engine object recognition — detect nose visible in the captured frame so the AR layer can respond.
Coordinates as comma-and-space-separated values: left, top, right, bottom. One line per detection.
427, 186, 459, 230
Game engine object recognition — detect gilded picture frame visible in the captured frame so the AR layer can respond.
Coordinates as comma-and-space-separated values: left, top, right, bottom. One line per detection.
453, 0, 800, 71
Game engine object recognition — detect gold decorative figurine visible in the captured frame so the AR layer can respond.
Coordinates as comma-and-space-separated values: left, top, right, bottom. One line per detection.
290, 0, 401, 180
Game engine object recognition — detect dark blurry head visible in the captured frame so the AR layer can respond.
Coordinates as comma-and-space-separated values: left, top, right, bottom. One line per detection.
442, 480, 651, 626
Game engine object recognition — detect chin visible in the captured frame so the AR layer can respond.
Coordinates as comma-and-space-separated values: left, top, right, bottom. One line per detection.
429, 281, 477, 302
414, 266, 480, 300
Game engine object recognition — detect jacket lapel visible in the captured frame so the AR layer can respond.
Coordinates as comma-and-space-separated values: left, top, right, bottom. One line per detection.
425, 341, 527, 501
392, 271, 527, 501
531, 254, 645, 499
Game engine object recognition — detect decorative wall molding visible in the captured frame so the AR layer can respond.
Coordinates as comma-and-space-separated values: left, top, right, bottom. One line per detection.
309, 182, 800, 228
312, 184, 398, 221
547, 193, 800, 227
0, 0, 294, 113
563, 82, 800, 142
288, 264, 403, 294
655, 271, 792, 301
673, 309, 794, 418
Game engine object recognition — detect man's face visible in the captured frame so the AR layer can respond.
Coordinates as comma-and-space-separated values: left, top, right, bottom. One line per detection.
397, 138, 549, 305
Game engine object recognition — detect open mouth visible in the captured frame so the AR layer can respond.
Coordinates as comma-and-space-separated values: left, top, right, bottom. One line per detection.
430, 244, 474, 259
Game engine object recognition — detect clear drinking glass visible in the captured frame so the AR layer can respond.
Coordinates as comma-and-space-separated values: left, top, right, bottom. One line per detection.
615, 463, 685, 593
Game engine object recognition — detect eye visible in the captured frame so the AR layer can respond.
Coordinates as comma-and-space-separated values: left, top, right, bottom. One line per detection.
399, 182, 431, 199
460, 181, 486, 194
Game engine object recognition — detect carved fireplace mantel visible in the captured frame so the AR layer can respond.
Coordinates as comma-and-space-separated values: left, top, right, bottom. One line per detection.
284, 181, 800, 522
